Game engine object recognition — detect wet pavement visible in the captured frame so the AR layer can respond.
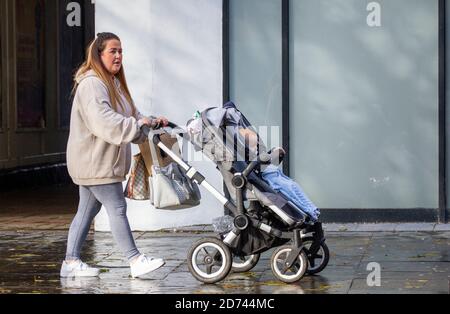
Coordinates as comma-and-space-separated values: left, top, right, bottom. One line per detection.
0, 184, 449, 294
0, 185, 78, 231
0, 228, 449, 294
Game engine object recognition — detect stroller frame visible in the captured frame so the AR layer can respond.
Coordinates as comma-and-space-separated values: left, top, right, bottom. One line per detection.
146, 118, 328, 284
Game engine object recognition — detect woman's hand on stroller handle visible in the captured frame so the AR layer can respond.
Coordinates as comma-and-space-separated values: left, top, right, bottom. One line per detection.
139, 118, 184, 142
138, 116, 170, 130
152, 116, 169, 129
138, 117, 154, 128
139, 116, 175, 131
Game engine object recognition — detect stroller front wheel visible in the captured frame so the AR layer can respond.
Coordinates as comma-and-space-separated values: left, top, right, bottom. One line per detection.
187, 237, 232, 284
302, 237, 330, 275
270, 246, 308, 283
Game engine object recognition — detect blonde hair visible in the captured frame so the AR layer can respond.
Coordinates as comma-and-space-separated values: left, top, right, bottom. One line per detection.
73, 32, 136, 116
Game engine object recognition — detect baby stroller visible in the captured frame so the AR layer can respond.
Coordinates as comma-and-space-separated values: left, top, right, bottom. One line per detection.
145, 102, 329, 284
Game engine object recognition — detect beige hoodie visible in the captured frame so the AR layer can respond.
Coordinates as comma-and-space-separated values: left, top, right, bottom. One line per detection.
67, 70, 147, 186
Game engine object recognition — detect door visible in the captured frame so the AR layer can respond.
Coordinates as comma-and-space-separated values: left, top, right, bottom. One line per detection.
0, 0, 8, 167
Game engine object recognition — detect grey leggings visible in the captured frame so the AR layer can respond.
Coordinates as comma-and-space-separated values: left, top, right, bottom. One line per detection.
65, 183, 140, 262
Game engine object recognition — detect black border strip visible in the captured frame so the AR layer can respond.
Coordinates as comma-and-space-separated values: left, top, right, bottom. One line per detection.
83, 0, 95, 50
223, 0, 230, 103
439, 0, 448, 223
282, 0, 290, 176
222, 0, 231, 215
320, 208, 439, 224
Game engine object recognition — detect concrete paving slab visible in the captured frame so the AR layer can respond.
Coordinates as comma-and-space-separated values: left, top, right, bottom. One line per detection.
323, 224, 359, 232
311, 267, 358, 281
348, 277, 449, 294
434, 224, 450, 231
361, 234, 450, 263
355, 261, 450, 273
395, 224, 436, 232
356, 224, 398, 232
159, 271, 208, 289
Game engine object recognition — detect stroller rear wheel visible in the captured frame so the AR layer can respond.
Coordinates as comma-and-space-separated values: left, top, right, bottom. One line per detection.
231, 254, 260, 273
302, 237, 330, 275
270, 246, 308, 283
187, 237, 232, 284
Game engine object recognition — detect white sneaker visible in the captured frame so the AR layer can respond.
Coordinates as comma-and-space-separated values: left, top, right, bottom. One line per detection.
130, 254, 165, 278
60, 260, 100, 278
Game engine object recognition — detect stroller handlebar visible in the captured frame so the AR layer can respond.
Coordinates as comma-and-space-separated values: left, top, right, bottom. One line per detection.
141, 121, 186, 139
163, 121, 180, 130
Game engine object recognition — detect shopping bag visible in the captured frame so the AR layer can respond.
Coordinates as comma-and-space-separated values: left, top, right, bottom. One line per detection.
138, 134, 181, 175
148, 136, 201, 210
124, 153, 150, 200
151, 162, 201, 210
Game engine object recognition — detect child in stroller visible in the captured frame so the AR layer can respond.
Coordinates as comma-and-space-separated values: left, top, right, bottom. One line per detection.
145, 102, 329, 284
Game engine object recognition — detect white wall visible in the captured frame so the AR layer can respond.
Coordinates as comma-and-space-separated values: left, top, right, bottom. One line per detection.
94, 0, 223, 231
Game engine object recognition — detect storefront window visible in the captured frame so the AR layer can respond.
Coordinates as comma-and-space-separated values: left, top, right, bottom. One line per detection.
229, 0, 282, 149
290, 0, 439, 208
16, 0, 46, 129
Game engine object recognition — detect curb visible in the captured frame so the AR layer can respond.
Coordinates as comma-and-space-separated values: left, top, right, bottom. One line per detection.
157, 223, 450, 234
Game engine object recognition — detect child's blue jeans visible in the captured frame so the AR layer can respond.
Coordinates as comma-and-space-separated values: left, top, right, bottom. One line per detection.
262, 166, 320, 222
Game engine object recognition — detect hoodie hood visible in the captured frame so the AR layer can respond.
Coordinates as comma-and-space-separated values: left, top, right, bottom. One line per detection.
75, 69, 98, 84
76, 69, 121, 89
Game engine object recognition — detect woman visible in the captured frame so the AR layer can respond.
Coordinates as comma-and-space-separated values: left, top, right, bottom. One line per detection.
61, 32, 169, 279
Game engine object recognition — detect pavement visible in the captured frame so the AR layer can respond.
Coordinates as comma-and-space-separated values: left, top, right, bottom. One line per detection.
0, 184, 449, 294
0, 227, 448, 294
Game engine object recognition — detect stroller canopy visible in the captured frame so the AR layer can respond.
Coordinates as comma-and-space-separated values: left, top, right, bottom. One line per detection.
187, 102, 268, 164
